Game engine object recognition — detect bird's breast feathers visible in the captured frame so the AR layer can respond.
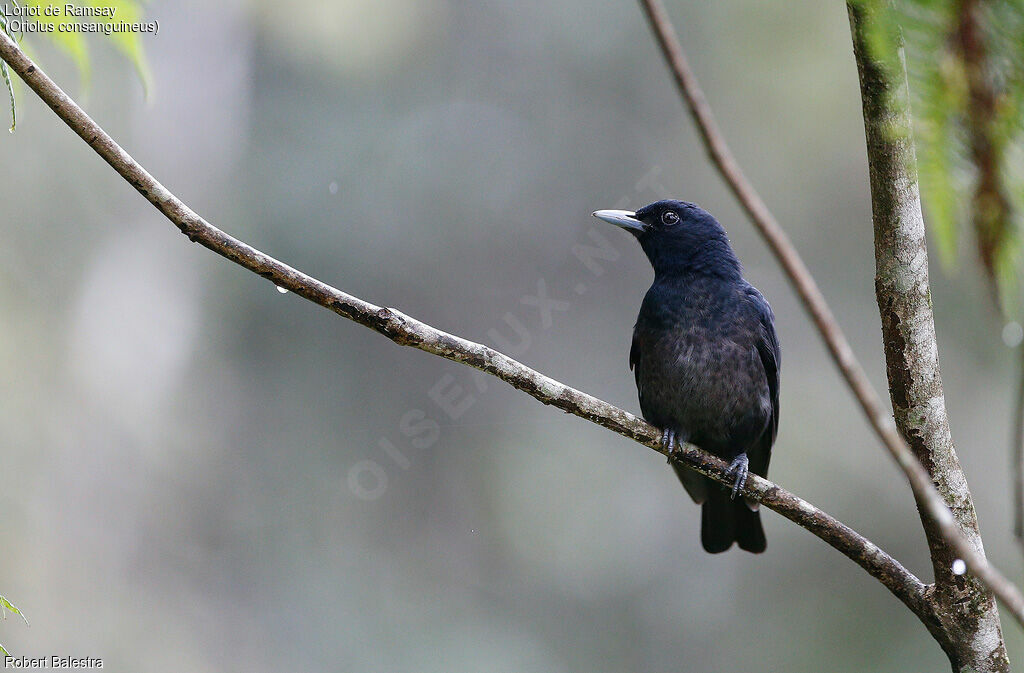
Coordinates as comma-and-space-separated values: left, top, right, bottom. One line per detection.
632, 288, 771, 441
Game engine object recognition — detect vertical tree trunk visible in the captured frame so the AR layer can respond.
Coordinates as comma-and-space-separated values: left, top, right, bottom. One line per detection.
847, 3, 1010, 671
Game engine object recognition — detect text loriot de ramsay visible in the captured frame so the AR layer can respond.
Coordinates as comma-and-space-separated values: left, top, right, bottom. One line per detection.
1, 4, 158, 35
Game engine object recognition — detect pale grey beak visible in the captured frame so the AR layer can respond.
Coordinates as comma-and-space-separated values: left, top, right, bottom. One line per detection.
592, 209, 645, 233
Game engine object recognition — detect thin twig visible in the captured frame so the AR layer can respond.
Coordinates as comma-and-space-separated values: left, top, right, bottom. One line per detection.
0, 30, 934, 621
636, 0, 1024, 627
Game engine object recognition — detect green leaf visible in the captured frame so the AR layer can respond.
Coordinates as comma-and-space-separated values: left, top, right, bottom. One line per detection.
21, 2, 92, 86
870, 0, 1024, 311
85, 0, 153, 96
49, 30, 91, 91
1, 61, 13, 133
992, 214, 1022, 317
0, 595, 29, 657
916, 50, 964, 268
0, 596, 30, 626
19, 1, 151, 95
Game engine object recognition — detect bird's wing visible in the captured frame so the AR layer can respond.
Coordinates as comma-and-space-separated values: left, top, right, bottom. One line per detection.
629, 327, 641, 372
629, 326, 645, 410
629, 325, 664, 428
746, 286, 780, 477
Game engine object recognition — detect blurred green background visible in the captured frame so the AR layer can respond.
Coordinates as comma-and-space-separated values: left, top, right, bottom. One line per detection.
1, 0, 1022, 670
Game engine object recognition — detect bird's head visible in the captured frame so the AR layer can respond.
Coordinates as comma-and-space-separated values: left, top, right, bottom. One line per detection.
592, 200, 741, 279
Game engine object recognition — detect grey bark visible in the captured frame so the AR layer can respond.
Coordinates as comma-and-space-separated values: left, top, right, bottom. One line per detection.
849, 3, 1010, 671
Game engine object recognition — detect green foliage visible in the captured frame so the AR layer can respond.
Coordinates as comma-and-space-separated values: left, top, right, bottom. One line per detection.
893, 0, 1024, 311
0, 595, 29, 656
0, 0, 152, 131
28, 0, 154, 93
901, 2, 965, 268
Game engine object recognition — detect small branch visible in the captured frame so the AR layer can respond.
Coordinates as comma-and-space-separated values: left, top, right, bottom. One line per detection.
636, 0, 1024, 631
0, 30, 934, 621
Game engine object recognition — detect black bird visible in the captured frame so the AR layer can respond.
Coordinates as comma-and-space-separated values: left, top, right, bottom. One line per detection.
593, 200, 780, 553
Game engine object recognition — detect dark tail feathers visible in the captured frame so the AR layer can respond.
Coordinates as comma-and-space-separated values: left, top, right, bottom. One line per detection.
700, 488, 766, 554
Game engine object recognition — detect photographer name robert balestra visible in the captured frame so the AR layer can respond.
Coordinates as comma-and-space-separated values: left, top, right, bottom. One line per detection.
4, 656, 102, 669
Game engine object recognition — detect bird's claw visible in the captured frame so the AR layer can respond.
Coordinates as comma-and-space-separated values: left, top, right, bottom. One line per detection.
726, 454, 749, 500
661, 428, 678, 464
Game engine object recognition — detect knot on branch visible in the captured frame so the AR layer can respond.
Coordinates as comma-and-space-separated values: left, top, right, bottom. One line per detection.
375, 307, 424, 347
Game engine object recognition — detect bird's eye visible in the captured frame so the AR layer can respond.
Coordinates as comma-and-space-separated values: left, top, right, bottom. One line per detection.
660, 211, 680, 226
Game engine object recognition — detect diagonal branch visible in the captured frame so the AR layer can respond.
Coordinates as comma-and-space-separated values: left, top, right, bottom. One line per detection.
0, 30, 936, 624
636, 0, 1024, 631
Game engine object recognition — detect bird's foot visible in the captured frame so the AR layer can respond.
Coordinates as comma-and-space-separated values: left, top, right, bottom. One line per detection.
726, 453, 749, 500
661, 428, 678, 464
